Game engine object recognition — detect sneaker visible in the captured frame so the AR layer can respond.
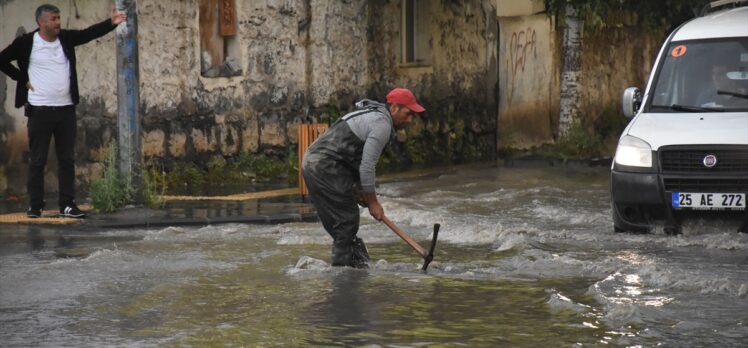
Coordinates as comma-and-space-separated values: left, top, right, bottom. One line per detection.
27, 207, 42, 218
60, 204, 86, 218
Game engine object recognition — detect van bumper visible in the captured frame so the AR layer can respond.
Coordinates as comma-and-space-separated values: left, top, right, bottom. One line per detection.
610, 170, 668, 233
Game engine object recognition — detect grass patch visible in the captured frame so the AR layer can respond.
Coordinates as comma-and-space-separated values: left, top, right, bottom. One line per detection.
500, 104, 626, 160
91, 146, 298, 212
142, 166, 167, 208
546, 122, 604, 159
152, 151, 298, 194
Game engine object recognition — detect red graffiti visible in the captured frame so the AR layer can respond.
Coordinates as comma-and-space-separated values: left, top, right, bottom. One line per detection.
507, 28, 537, 106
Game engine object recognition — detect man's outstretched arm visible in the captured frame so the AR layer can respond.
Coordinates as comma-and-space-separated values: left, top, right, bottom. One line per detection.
68, 6, 127, 46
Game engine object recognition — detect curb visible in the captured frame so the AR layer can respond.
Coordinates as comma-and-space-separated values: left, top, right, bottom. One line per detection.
504, 155, 612, 168
86, 212, 319, 229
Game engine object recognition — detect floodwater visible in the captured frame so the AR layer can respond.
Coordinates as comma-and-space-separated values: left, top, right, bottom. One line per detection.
1, 164, 747, 347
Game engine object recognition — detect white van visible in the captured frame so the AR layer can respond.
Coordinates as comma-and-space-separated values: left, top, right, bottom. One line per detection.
611, 0, 748, 234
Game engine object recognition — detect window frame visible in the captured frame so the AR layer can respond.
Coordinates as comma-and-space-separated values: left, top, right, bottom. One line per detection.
400, 0, 431, 67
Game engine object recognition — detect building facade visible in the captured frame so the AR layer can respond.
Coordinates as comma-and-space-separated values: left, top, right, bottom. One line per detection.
0, 0, 662, 196
0, 0, 499, 194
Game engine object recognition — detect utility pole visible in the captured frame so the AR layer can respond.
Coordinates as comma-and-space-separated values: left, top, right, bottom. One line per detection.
115, 0, 141, 202
558, 3, 583, 139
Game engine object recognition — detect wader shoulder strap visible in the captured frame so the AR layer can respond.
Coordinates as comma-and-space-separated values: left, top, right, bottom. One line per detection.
343, 107, 379, 121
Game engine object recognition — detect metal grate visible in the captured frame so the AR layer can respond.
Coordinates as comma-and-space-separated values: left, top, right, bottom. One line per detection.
663, 178, 748, 192
660, 148, 748, 172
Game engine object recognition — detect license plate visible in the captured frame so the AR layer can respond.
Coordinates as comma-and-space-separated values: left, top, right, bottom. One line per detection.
672, 192, 745, 210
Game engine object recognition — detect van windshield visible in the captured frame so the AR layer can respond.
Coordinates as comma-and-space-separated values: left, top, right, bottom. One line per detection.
649, 38, 748, 112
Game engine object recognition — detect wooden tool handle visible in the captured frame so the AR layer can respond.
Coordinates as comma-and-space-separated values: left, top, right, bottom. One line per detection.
381, 216, 428, 257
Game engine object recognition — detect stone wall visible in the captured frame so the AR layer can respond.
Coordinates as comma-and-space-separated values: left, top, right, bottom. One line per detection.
0, 0, 498, 196
580, 22, 662, 132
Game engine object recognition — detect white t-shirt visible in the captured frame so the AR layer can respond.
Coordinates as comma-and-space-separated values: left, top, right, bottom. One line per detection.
27, 32, 73, 106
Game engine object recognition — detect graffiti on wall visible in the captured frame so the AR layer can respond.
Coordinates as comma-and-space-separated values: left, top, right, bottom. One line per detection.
506, 27, 537, 106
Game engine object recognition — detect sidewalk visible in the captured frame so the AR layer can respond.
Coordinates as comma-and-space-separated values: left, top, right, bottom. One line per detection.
0, 166, 455, 230
0, 189, 317, 230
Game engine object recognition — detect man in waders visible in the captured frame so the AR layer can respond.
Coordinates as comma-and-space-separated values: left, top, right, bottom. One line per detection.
302, 88, 425, 268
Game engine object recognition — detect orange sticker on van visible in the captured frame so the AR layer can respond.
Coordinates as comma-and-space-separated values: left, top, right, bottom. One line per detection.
671, 45, 687, 57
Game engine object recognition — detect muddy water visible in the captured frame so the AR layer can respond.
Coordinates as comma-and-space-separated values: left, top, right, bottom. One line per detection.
1, 164, 747, 347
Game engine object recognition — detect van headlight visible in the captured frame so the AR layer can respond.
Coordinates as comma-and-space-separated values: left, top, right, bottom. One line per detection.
614, 135, 652, 167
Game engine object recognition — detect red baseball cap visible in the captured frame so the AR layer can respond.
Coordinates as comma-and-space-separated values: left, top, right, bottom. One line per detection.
386, 88, 426, 113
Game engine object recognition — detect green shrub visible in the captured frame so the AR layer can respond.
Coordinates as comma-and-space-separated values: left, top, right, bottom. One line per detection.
165, 163, 206, 191
287, 149, 299, 185
544, 121, 603, 159
142, 166, 167, 208
545, 0, 709, 32
561, 123, 602, 158
90, 143, 131, 213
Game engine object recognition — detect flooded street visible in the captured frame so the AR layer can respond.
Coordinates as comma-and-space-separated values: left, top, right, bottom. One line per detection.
1, 163, 747, 347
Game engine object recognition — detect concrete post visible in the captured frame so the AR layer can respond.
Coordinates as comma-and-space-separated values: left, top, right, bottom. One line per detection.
558, 3, 583, 139
115, 0, 141, 202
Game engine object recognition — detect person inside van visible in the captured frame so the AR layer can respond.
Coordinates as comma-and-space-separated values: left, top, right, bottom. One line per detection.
698, 64, 748, 107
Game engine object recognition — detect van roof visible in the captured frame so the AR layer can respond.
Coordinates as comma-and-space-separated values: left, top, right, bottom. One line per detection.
672, 6, 748, 41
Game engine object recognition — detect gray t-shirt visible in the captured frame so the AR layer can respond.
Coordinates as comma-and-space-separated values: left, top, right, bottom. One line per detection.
344, 99, 393, 193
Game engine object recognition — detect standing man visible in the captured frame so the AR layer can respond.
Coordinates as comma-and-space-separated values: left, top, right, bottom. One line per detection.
302, 88, 425, 268
0, 4, 127, 218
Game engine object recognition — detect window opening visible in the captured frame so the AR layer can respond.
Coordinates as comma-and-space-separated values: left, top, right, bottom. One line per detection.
199, 0, 242, 77
400, 0, 431, 66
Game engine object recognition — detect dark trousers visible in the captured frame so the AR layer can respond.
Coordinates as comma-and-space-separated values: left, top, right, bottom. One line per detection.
26, 105, 77, 209
302, 155, 361, 266
300, 116, 371, 266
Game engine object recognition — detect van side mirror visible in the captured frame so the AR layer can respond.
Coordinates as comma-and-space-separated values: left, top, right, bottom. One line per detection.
622, 87, 642, 119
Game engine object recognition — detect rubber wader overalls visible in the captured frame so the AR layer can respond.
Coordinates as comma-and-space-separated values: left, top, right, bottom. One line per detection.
302, 106, 386, 268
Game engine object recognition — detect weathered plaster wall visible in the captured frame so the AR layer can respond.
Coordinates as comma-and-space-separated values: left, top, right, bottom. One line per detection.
308, 1, 370, 107
370, 1, 498, 164
497, 11, 665, 149
496, 0, 544, 17
498, 14, 558, 148
136, 0, 393, 165
137, 0, 308, 163
581, 23, 661, 131
0, 0, 499, 196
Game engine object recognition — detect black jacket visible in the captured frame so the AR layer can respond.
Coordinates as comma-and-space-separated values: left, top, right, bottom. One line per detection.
0, 18, 117, 108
